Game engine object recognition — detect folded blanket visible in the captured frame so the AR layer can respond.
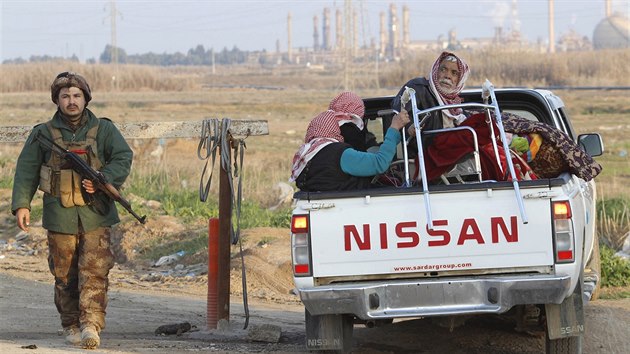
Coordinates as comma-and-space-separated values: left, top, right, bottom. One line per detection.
502, 113, 603, 181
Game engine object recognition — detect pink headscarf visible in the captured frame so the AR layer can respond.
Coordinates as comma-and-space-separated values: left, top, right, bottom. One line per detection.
289, 92, 365, 182
428, 51, 470, 126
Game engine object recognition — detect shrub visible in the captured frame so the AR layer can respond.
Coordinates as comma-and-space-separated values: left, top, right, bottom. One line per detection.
600, 244, 630, 287
597, 198, 630, 251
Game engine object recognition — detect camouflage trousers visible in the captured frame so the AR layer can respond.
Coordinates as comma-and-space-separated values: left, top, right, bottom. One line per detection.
47, 226, 114, 332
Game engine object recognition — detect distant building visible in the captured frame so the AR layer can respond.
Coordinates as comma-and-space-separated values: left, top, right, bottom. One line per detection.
593, 13, 630, 49
558, 30, 593, 52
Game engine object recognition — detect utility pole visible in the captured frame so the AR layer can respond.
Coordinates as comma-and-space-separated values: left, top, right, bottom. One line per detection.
343, 0, 353, 91
287, 12, 293, 64
108, 0, 121, 90
211, 48, 216, 75
548, 0, 555, 53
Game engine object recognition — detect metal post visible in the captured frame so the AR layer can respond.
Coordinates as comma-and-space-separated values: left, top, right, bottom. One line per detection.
218, 143, 232, 322
408, 87, 434, 230
485, 80, 528, 224
207, 218, 219, 329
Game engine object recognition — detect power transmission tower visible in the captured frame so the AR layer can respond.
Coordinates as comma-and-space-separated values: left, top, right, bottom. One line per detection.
107, 0, 122, 90
343, 0, 353, 91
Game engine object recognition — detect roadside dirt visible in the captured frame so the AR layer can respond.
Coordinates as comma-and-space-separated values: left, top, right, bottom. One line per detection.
1, 191, 629, 353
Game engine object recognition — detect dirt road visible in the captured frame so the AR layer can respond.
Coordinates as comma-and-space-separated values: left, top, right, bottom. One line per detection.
0, 200, 628, 354
1, 250, 629, 354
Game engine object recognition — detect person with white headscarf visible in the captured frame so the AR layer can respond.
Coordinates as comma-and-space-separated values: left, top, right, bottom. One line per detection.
290, 92, 409, 192
391, 51, 471, 133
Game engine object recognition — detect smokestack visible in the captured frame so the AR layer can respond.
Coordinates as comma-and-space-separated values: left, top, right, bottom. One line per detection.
336, 8, 343, 50
402, 5, 410, 46
323, 8, 331, 51
287, 12, 292, 63
548, 0, 555, 53
313, 15, 320, 51
379, 11, 386, 56
605, 0, 612, 17
313, 15, 319, 52
353, 9, 358, 55
389, 3, 398, 57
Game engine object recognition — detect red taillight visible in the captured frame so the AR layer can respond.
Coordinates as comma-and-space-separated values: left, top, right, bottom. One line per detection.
291, 214, 311, 276
291, 215, 308, 233
553, 201, 575, 263
294, 264, 310, 274
557, 250, 574, 261
553, 201, 572, 219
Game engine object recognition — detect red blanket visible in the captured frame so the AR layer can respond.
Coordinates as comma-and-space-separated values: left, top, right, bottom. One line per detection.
416, 112, 538, 182
419, 113, 500, 181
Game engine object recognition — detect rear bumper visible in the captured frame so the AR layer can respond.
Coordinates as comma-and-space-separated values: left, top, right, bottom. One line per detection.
299, 274, 571, 319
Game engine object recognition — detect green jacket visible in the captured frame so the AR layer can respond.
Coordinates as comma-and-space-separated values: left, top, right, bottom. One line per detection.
11, 109, 133, 234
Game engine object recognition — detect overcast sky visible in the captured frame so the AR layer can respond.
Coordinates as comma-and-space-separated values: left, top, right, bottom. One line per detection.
1, 0, 628, 62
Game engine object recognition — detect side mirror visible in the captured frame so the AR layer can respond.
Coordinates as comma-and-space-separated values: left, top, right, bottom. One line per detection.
578, 133, 604, 157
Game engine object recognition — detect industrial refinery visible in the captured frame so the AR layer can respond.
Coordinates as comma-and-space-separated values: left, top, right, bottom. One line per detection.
269, 0, 629, 66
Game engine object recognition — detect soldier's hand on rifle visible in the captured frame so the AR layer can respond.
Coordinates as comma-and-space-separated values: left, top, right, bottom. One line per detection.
15, 208, 30, 232
82, 179, 96, 194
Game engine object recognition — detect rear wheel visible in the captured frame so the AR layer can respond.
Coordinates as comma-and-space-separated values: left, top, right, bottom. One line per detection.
545, 332, 583, 354
305, 309, 354, 353
543, 281, 585, 354
586, 238, 602, 301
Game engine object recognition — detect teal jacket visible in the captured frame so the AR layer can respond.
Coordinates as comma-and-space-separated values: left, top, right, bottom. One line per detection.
340, 128, 401, 176
11, 109, 133, 234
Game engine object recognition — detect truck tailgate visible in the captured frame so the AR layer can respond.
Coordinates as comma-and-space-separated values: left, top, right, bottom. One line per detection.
307, 188, 554, 278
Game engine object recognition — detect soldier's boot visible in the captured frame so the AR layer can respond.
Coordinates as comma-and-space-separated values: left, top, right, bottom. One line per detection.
62, 326, 81, 345
81, 325, 100, 349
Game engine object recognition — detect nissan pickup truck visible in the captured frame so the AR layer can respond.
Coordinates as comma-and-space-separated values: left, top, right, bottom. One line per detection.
290, 84, 604, 354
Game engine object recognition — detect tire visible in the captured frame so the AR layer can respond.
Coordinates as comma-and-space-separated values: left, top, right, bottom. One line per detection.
305, 309, 354, 353
545, 333, 583, 354
587, 238, 602, 301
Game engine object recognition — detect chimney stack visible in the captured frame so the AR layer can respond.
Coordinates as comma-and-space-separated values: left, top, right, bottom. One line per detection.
389, 3, 398, 57
379, 11, 386, 56
323, 8, 331, 51
287, 12, 292, 63
313, 15, 320, 51
402, 5, 410, 46
548, 0, 555, 53
336, 9, 343, 50
353, 9, 358, 55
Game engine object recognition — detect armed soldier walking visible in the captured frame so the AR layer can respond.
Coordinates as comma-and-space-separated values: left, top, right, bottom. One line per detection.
11, 72, 134, 349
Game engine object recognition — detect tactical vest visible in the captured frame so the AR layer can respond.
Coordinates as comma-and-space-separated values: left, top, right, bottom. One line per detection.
39, 119, 104, 207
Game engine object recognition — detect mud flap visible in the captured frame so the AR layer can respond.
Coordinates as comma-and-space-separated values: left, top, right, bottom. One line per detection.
305, 309, 353, 352
545, 279, 585, 340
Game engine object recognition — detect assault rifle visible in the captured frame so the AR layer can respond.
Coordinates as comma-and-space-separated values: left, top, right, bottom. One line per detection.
34, 131, 147, 224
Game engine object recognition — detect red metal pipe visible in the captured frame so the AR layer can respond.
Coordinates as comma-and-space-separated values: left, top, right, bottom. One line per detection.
207, 217, 220, 329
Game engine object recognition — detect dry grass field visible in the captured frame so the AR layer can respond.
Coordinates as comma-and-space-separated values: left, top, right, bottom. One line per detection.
1, 67, 628, 204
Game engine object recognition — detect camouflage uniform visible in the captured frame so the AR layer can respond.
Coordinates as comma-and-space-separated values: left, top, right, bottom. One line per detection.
48, 226, 115, 331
